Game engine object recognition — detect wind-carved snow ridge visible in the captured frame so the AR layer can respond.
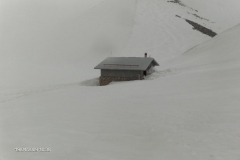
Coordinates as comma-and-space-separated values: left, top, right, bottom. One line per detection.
80, 78, 100, 86
145, 68, 180, 80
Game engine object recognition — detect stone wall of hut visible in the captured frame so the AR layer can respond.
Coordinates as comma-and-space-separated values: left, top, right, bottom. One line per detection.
99, 77, 140, 86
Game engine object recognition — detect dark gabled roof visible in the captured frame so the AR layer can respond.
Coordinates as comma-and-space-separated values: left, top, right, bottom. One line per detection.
94, 57, 159, 70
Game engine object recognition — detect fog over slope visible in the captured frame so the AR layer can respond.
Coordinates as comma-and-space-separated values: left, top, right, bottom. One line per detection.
1, 1, 240, 160
1, 0, 240, 87
1, 0, 136, 87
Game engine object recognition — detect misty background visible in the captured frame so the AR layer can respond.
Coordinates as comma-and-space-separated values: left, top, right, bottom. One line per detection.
0, 0, 136, 87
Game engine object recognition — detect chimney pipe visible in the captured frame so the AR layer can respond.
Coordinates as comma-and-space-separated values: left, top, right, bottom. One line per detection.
144, 53, 147, 58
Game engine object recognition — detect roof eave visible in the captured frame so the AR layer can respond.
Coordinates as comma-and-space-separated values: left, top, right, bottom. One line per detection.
94, 67, 146, 71
152, 59, 160, 66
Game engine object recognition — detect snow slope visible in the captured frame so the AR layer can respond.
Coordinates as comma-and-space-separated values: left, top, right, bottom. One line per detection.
1, 0, 240, 160
1, 23, 240, 160
121, 0, 240, 58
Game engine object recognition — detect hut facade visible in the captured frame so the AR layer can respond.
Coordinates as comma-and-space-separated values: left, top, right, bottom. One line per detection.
94, 54, 159, 86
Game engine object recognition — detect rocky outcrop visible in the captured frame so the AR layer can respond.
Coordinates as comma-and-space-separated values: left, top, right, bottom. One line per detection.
168, 0, 198, 12
185, 19, 217, 37
168, 0, 185, 7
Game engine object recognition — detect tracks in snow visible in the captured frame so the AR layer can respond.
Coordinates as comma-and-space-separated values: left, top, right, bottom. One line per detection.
0, 83, 78, 104
1, 68, 181, 103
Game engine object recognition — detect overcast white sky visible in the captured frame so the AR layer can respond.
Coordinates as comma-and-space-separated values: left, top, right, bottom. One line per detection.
0, 0, 106, 63
0, 0, 137, 87
0, 0, 137, 67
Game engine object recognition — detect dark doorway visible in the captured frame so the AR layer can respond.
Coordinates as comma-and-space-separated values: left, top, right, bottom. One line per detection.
143, 71, 147, 76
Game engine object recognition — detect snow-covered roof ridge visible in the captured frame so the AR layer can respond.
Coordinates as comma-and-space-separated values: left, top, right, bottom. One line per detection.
94, 57, 159, 70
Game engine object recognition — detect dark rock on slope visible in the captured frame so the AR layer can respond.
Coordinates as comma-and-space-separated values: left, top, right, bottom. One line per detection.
185, 19, 217, 37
